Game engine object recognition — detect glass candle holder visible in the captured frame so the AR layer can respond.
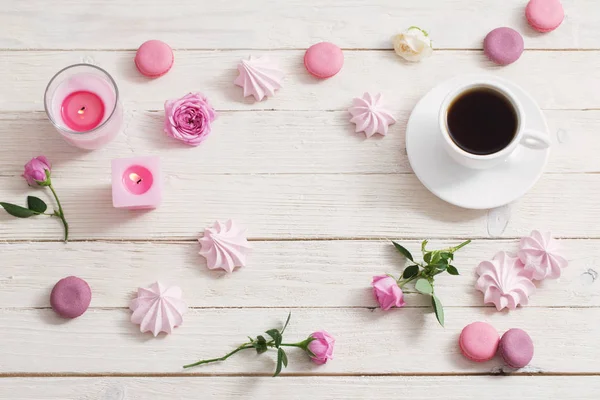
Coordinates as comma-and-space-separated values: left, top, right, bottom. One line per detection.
44, 64, 123, 150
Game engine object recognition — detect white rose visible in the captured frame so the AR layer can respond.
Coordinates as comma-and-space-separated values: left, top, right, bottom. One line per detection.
392, 27, 433, 62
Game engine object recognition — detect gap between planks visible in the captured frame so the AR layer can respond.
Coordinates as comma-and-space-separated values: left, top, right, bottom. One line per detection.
2, 48, 600, 52
1, 372, 600, 378
0, 236, 596, 244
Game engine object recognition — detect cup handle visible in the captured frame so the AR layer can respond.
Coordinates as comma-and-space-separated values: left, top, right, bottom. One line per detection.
520, 130, 551, 150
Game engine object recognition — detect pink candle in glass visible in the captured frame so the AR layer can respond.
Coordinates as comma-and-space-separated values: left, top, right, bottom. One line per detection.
44, 64, 123, 150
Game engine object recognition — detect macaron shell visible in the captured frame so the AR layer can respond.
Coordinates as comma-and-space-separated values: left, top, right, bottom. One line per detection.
459, 322, 500, 362
50, 276, 92, 319
304, 42, 344, 79
135, 40, 174, 78
500, 328, 534, 368
483, 27, 524, 65
526, 0, 564, 33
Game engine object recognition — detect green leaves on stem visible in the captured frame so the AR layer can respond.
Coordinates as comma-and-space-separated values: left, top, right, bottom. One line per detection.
183, 312, 305, 377
391, 239, 471, 327
0, 189, 69, 242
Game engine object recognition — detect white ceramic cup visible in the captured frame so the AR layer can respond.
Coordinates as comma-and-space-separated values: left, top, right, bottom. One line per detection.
438, 80, 551, 170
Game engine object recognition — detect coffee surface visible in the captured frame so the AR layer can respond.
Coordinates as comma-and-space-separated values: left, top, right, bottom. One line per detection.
447, 88, 518, 155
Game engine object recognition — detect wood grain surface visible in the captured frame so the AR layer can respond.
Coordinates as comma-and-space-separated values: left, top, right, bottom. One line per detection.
1, 0, 599, 398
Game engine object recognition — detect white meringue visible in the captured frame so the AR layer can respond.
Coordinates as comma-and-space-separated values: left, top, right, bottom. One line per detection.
392, 27, 433, 62
233, 56, 284, 101
348, 93, 396, 137
129, 282, 187, 337
518, 230, 568, 280
199, 220, 251, 273
476, 251, 536, 311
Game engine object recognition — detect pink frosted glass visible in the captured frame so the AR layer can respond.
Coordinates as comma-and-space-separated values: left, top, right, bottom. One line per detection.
44, 64, 123, 150
112, 156, 162, 210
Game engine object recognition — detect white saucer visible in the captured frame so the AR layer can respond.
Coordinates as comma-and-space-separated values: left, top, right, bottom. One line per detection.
406, 75, 550, 210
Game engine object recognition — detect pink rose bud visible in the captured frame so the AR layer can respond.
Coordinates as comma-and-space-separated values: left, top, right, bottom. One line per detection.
164, 92, 216, 146
307, 330, 335, 365
23, 156, 52, 186
372, 274, 406, 310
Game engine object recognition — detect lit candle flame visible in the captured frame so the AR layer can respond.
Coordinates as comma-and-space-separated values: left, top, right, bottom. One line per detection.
78, 106, 86, 115
129, 173, 142, 184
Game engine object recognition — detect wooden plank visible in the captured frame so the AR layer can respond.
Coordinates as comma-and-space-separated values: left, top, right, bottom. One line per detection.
0, 239, 597, 308
0, 174, 598, 240
1, 376, 600, 399
0, 110, 598, 176
2, 0, 598, 50
2, 51, 600, 112
0, 308, 597, 373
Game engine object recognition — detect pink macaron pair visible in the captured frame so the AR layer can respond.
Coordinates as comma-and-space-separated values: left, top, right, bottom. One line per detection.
459, 322, 534, 368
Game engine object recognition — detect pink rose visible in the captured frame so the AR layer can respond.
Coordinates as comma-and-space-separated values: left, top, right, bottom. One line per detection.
307, 330, 335, 365
164, 92, 216, 146
23, 156, 52, 186
372, 274, 405, 310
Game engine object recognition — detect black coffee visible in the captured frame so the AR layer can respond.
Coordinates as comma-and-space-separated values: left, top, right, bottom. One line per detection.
447, 88, 518, 155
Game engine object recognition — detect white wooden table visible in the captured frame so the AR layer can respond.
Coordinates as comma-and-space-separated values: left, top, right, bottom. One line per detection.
1, 1, 599, 398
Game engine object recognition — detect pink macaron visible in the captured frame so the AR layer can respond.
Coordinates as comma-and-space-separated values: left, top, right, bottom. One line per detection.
526, 0, 564, 33
484, 27, 524, 65
135, 40, 174, 78
459, 322, 500, 362
50, 276, 92, 319
304, 42, 344, 79
499, 328, 534, 368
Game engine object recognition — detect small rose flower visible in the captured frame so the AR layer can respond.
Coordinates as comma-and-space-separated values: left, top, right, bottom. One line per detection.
392, 26, 433, 62
372, 274, 406, 310
164, 92, 216, 146
23, 156, 52, 186
307, 330, 335, 365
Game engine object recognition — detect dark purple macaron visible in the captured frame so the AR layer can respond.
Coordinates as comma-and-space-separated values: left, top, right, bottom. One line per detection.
499, 328, 534, 368
50, 276, 92, 319
484, 27, 524, 65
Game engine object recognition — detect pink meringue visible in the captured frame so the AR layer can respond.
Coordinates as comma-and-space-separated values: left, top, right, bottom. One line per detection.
476, 251, 536, 311
129, 282, 187, 337
234, 56, 284, 101
518, 231, 568, 280
199, 220, 251, 272
348, 93, 396, 137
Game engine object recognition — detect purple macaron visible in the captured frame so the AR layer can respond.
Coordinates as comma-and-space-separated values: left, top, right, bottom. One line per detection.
50, 276, 92, 319
499, 328, 534, 368
484, 27, 524, 66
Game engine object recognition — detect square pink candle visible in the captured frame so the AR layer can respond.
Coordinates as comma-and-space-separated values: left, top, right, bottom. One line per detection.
111, 156, 162, 209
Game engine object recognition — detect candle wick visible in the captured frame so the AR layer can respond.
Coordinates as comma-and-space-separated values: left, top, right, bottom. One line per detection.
136, 179, 142, 184
80, 106, 86, 111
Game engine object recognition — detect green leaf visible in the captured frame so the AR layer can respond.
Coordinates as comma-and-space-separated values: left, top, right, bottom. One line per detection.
447, 265, 459, 275
402, 265, 420, 279
440, 252, 453, 261
392, 241, 413, 261
423, 252, 432, 263
27, 196, 47, 213
266, 329, 282, 348
280, 348, 288, 367
432, 295, 445, 327
432, 263, 448, 272
430, 251, 442, 265
421, 240, 429, 253
0, 202, 39, 218
280, 312, 291, 335
254, 335, 268, 354
274, 348, 287, 377
415, 279, 433, 295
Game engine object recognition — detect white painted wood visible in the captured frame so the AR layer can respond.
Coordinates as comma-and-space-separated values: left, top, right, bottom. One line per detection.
0, 307, 598, 373
0, 239, 597, 308
2, 51, 600, 112
2, 0, 598, 50
0, 110, 598, 175
1, 0, 599, 396
2, 377, 600, 400
0, 174, 598, 240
